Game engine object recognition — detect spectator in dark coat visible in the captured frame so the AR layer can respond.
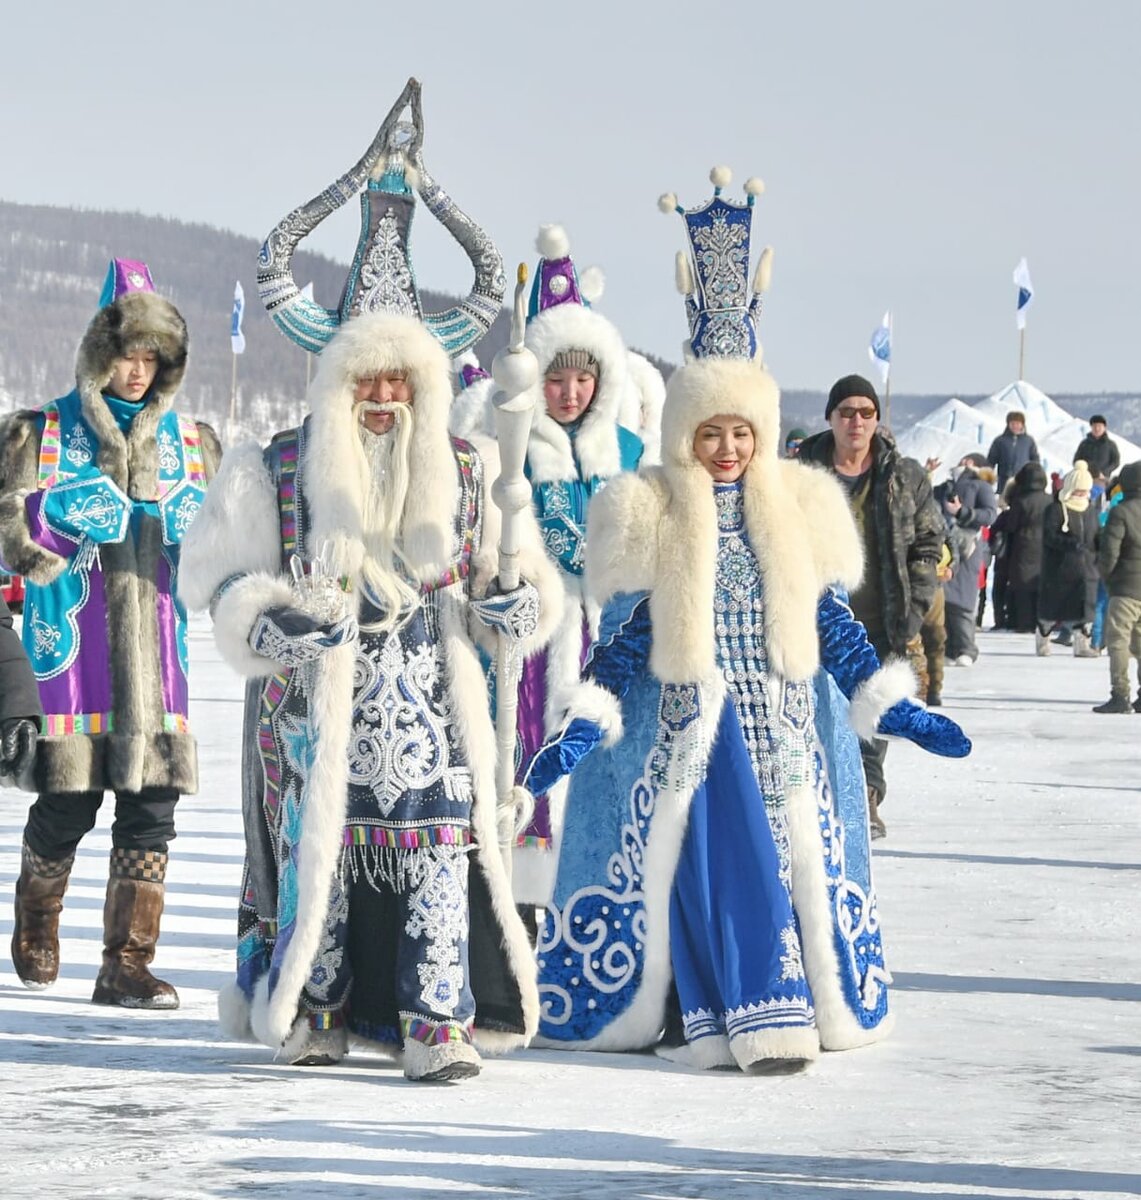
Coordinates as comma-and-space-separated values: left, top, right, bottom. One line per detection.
993, 462, 1052, 632
1093, 460, 1141, 712
799, 374, 944, 838
934, 454, 998, 665
0, 590, 41, 784
1074, 415, 1121, 484
1036, 461, 1100, 657
987, 410, 1040, 493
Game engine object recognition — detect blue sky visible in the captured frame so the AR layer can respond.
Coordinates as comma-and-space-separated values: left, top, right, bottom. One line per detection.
3, 1, 1137, 393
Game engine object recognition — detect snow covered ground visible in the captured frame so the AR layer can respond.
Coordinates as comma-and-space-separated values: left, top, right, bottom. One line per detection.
0, 624, 1138, 1199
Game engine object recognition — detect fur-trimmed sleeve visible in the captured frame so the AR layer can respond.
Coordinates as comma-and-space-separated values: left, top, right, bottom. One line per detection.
196, 421, 223, 481
467, 436, 565, 657
782, 460, 864, 592
0, 410, 69, 585
583, 469, 667, 609
178, 440, 294, 677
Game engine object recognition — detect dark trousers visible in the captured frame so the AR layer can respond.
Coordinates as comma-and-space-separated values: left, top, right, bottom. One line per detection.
945, 603, 979, 662
1007, 583, 1039, 633
24, 788, 180, 861
991, 558, 1010, 627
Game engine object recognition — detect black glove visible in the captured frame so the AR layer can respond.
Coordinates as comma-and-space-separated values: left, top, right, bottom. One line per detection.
0, 717, 38, 780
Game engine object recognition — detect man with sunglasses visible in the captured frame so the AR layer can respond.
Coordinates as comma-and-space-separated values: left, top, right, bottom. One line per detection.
798, 375, 944, 839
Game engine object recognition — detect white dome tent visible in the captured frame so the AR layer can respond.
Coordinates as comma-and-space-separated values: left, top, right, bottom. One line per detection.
896, 380, 1141, 486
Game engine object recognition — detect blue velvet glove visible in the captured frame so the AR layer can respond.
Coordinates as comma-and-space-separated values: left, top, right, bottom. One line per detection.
524, 717, 605, 797
878, 700, 971, 757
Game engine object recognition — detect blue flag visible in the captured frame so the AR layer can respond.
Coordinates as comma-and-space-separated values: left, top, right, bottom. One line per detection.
867, 310, 891, 386
231, 281, 246, 354
1013, 258, 1034, 330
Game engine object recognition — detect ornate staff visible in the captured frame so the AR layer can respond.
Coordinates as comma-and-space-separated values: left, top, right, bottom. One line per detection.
490, 264, 538, 870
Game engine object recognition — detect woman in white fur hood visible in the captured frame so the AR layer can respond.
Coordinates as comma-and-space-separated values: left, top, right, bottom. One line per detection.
508, 226, 647, 911
522, 353, 970, 1074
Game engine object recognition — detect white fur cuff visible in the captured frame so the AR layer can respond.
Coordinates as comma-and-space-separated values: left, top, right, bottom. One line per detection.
557, 679, 624, 747
847, 659, 917, 742
212, 571, 298, 678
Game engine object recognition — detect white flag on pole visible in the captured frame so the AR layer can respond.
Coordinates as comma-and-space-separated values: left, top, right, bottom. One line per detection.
1013, 258, 1034, 330
867, 310, 891, 386
231, 281, 246, 354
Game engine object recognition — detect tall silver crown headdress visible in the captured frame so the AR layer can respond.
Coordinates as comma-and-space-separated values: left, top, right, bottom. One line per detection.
659, 166, 772, 361
257, 78, 505, 356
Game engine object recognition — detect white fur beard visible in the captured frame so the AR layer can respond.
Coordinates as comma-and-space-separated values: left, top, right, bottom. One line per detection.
356, 407, 418, 624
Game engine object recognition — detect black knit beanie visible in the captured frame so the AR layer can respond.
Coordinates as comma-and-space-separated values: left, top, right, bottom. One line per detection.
825, 374, 880, 420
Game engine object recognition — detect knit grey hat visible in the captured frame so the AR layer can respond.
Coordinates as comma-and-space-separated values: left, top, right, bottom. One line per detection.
546, 348, 599, 377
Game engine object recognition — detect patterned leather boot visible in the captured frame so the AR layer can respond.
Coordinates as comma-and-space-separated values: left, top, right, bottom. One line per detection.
11, 839, 75, 989
91, 848, 179, 1009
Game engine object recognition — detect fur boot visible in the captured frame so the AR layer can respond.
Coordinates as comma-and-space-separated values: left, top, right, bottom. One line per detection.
91, 848, 179, 1010
280, 1013, 348, 1066
11, 840, 74, 989
403, 1035, 482, 1082
1072, 629, 1100, 658
1034, 629, 1051, 656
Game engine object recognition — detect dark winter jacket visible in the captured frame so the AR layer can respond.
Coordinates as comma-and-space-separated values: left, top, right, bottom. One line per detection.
993, 463, 1051, 590
934, 467, 998, 611
799, 428, 944, 653
1098, 461, 1141, 600
1038, 500, 1099, 624
1074, 432, 1120, 480
0, 592, 40, 724
987, 429, 1039, 493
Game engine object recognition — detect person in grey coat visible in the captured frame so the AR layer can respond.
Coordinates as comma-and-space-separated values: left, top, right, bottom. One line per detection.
934, 455, 997, 665
1093, 460, 1141, 712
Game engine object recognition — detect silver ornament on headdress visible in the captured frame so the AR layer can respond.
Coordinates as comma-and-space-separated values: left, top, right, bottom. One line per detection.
256, 77, 506, 356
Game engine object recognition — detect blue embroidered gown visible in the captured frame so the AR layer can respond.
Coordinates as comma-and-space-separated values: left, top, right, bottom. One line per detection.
535, 481, 892, 1063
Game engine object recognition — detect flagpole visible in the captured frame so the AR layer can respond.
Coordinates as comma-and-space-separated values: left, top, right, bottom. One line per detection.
883, 373, 891, 431
229, 351, 238, 425
1018, 327, 1026, 382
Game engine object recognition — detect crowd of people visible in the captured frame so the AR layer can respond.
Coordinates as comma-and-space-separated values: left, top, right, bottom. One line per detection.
1, 82, 1132, 1087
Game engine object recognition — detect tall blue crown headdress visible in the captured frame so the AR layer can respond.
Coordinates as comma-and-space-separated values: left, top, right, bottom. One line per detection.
658, 166, 772, 361
257, 78, 505, 357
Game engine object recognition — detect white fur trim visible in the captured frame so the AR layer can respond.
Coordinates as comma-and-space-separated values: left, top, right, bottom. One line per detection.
210, 572, 298, 678
524, 304, 631, 484
847, 660, 917, 742
217, 980, 254, 1041
536, 224, 571, 260
448, 374, 497, 440
278, 1015, 347, 1065
674, 250, 694, 296
178, 440, 282, 613
710, 165, 732, 188
785, 783, 892, 1052
754, 245, 773, 293
728, 1026, 819, 1070
579, 266, 605, 304
654, 1036, 736, 1070
249, 640, 357, 1049
559, 678, 624, 746
624, 351, 665, 465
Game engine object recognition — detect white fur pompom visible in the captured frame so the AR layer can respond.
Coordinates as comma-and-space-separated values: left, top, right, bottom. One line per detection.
744, 176, 765, 197
579, 265, 606, 303
452, 349, 480, 372
753, 245, 773, 293
709, 165, 732, 188
675, 251, 694, 295
658, 192, 678, 214
536, 224, 571, 260
404, 162, 421, 191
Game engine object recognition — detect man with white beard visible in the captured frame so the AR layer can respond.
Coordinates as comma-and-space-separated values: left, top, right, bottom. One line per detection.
180, 311, 561, 1082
